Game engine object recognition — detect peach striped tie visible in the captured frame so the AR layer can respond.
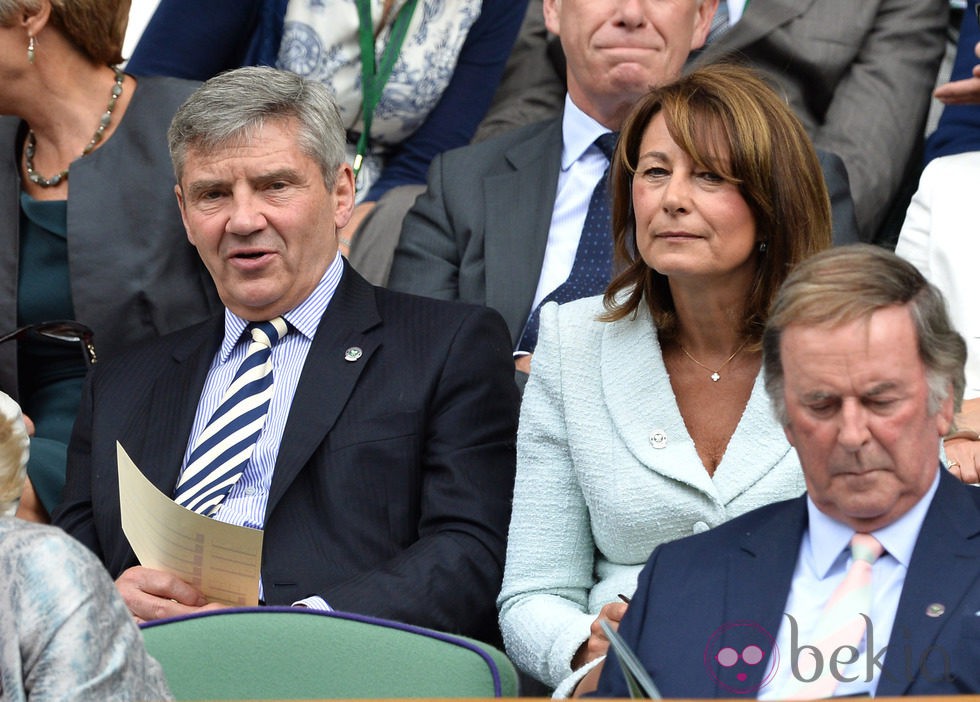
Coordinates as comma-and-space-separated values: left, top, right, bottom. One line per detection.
785, 532, 884, 699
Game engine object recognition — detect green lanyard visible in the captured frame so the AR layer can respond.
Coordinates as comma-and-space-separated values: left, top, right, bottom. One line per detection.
353, 0, 420, 182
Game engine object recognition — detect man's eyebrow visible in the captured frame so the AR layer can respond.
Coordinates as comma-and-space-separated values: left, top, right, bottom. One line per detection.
251, 168, 303, 184
800, 382, 900, 403
185, 179, 226, 199
184, 169, 304, 199
800, 390, 836, 404
864, 381, 899, 397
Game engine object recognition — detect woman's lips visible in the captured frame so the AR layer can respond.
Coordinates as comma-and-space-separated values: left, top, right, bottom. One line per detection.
655, 231, 701, 240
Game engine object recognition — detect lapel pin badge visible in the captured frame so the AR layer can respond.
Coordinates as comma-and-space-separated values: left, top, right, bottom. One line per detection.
925, 603, 945, 618
344, 346, 363, 362
649, 429, 668, 449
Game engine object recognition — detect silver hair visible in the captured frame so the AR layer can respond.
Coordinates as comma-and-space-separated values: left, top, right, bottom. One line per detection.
168, 67, 347, 187
763, 245, 967, 424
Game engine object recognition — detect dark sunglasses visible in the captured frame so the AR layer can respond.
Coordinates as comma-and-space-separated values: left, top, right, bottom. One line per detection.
0, 320, 97, 367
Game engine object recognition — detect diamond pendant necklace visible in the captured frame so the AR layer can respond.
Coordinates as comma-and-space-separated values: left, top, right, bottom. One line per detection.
678, 338, 749, 382
24, 68, 124, 188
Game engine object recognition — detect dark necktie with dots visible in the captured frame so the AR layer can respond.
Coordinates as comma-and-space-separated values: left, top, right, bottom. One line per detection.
517, 132, 617, 354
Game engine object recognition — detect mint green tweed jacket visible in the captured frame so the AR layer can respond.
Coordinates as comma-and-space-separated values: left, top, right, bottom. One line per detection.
498, 295, 805, 695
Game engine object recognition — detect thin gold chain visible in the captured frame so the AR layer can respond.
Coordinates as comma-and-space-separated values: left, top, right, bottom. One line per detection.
678, 338, 749, 382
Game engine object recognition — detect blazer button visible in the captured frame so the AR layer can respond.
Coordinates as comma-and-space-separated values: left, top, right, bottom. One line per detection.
693, 521, 709, 534
649, 429, 668, 449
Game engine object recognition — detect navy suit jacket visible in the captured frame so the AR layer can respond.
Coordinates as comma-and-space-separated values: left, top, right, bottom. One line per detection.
596, 469, 980, 697
53, 263, 520, 644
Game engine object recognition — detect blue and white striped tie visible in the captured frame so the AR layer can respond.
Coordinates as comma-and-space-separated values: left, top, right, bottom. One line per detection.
173, 317, 288, 516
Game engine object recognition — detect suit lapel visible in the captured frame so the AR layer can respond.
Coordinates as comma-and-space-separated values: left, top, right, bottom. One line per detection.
266, 264, 381, 514
120, 319, 222, 496
600, 305, 714, 493
716, 499, 807, 695
694, 0, 816, 66
877, 471, 980, 695
601, 304, 794, 499
484, 118, 563, 347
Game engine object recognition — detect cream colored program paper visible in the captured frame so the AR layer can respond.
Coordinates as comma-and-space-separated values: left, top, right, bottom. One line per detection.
117, 441, 263, 606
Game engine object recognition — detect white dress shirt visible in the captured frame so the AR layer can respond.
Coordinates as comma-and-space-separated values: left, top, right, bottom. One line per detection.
728, 0, 748, 25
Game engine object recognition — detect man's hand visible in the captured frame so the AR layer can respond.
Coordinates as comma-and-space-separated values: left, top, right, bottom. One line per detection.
115, 566, 226, 623
944, 437, 980, 484
571, 600, 629, 670
945, 398, 980, 484
934, 42, 980, 105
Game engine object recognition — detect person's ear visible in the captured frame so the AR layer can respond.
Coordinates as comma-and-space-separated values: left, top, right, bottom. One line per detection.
20, 0, 52, 38
935, 383, 955, 438
543, 0, 561, 37
174, 184, 195, 246
782, 421, 796, 448
332, 163, 356, 230
690, 0, 718, 51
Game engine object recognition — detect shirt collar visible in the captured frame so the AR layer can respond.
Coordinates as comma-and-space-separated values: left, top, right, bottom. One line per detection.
806, 467, 941, 578
561, 93, 614, 171
217, 252, 345, 361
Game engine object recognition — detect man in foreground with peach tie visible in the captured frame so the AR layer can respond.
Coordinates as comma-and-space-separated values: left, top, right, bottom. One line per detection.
586, 245, 979, 698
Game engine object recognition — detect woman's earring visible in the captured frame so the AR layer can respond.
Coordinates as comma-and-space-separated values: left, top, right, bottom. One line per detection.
27, 36, 35, 64
758, 240, 767, 254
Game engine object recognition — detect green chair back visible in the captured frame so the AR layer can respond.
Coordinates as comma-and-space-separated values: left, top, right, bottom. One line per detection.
140, 607, 519, 699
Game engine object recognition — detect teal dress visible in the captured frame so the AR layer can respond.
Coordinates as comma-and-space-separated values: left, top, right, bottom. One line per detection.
18, 192, 87, 513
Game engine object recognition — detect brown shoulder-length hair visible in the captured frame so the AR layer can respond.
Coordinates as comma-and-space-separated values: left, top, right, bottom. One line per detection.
0, 0, 131, 66
601, 62, 832, 343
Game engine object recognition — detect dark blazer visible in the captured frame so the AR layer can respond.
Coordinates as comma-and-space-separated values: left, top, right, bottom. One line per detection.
0, 76, 221, 399
389, 115, 859, 348
596, 470, 980, 697
53, 263, 520, 644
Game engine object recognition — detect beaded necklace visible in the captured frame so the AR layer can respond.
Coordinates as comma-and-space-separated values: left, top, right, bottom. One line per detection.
24, 68, 125, 188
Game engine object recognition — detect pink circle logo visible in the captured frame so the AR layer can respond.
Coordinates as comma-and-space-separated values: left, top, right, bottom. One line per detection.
703, 621, 778, 694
